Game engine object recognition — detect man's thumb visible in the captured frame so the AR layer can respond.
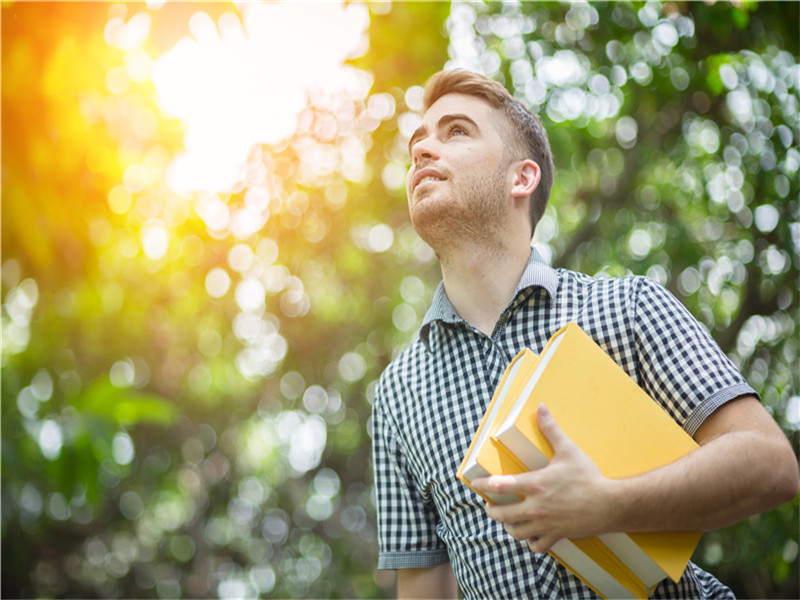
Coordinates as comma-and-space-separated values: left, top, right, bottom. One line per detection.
537, 403, 570, 454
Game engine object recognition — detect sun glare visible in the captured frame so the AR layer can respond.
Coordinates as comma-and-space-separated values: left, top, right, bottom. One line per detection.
151, 1, 370, 194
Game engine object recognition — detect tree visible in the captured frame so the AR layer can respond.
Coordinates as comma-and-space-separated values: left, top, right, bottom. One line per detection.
2, 2, 796, 598
450, 2, 798, 596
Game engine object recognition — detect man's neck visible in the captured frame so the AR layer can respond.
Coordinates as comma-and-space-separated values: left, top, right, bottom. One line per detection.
439, 241, 532, 338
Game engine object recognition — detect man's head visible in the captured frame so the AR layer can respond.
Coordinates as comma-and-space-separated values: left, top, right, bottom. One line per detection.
420, 69, 554, 236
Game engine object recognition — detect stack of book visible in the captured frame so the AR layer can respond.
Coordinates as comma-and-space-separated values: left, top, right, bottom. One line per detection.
457, 322, 701, 600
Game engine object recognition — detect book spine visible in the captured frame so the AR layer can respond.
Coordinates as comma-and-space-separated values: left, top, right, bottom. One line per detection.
550, 538, 647, 599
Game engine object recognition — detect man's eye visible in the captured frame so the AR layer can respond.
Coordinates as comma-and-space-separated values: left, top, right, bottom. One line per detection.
449, 125, 467, 136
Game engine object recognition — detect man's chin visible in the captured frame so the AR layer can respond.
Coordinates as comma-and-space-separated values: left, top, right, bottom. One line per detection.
409, 193, 441, 220
408, 187, 436, 206
409, 198, 455, 243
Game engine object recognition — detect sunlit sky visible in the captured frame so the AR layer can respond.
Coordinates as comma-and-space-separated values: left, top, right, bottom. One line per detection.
145, 1, 369, 193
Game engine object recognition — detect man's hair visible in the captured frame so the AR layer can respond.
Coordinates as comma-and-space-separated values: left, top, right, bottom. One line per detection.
422, 69, 554, 234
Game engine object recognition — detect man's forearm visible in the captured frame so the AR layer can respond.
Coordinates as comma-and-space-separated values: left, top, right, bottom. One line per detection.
475, 396, 798, 551
396, 563, 458, 599
605, 406, 799, 534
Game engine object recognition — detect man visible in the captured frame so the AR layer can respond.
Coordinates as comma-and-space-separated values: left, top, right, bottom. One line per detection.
371, 69, 798, 599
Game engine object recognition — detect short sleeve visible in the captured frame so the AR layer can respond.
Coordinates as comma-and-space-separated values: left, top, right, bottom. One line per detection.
631, 277, 757, 436
372, 384, 449, 570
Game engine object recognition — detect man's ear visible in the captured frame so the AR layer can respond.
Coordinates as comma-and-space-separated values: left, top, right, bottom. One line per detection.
510, 159, 541, 199
511, 158, 542, 198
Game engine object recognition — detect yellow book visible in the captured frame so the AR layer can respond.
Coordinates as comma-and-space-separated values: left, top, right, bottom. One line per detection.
551, 536, 650, 599
492, 322, 702, 590
458, 349, 650, 599
457, 349, 536, 504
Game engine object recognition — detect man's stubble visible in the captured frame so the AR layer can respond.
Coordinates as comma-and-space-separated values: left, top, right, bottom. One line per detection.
409, 163, 511, 263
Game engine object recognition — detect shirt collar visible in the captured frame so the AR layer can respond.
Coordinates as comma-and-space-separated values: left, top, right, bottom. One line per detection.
418, 248, 558, 350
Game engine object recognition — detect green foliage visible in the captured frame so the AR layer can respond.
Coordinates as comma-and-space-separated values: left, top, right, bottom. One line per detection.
2, 1, 797, 599
74, 379, 176, 427
458, 2, 799, 596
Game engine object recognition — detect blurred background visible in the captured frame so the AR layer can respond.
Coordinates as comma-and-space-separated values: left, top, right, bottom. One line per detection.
2, 1, 798, 598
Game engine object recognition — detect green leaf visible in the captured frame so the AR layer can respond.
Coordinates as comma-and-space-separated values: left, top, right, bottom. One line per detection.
72, 379, 175, 427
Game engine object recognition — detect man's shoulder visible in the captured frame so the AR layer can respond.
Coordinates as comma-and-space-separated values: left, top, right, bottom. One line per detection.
548, 269, 676, 327
554, 266, 649, 295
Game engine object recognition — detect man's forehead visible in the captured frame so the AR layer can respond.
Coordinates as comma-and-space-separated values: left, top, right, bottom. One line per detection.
422, 92, 494, 121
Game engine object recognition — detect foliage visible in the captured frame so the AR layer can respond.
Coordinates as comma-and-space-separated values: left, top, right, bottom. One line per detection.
451, 2, 800, 597
1, 2, 797, 599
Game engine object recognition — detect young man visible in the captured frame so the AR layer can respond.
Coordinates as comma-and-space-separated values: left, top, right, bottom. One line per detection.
371, 69, 798, 599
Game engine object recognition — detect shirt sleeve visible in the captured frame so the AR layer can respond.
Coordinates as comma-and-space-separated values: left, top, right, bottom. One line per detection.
371, 379, 449, 570
631, 276, 758, 436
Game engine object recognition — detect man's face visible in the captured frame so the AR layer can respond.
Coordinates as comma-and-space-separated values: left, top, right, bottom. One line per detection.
405, 93, 513, 241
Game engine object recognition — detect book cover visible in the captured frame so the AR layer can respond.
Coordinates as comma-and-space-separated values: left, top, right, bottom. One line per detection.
457, 347, 651, 598
457, 348, 537, 505
492, 321, 702, 587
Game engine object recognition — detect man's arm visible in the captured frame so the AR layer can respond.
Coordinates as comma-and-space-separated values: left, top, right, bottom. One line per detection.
397, 563, 458, 599
472, 395, 799, 552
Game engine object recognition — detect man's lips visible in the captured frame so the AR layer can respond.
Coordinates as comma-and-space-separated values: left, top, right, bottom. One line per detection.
411, 167, 447, 192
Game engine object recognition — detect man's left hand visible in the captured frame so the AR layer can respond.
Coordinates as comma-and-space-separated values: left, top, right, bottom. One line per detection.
471, 403, 617, 553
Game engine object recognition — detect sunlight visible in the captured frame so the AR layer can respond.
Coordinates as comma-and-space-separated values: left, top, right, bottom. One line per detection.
151, 1, 369, 194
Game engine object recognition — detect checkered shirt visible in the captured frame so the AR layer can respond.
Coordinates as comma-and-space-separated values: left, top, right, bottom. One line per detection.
372, 250, 755, 599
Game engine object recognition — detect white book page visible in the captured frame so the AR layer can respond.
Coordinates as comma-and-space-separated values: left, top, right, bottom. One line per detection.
496, 331, 566, 437
462, 356, 527, 473
598, 532, 666, 588
552, 539, 639, 600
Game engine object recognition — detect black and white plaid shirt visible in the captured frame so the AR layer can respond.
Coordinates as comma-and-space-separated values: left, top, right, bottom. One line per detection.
372, 250, 755, 599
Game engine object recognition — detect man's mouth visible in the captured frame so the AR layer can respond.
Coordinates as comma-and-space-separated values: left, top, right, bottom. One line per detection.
412, 168, 447, 191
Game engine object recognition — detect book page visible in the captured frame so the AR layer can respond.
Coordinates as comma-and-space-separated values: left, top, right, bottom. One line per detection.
496, 330, 566, 437
462, 355, 527, 472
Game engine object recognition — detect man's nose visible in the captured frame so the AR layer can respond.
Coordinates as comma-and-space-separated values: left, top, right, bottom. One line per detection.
410, 134, 439, 164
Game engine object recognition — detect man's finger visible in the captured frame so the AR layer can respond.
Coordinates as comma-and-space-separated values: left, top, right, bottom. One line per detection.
527, 533, 560, 554
472, 473, 531, 497
485, 498, 525, 523
537, 403, 573, 454
504, 520, 541, 542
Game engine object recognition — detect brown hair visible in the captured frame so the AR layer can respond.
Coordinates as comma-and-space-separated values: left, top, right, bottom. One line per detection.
422, 69, 554, 234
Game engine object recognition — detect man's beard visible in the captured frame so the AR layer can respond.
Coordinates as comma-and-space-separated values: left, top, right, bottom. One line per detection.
409, 166, 509, 260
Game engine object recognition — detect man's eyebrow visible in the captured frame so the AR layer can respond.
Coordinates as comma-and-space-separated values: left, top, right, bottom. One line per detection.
407, 113, 480, 155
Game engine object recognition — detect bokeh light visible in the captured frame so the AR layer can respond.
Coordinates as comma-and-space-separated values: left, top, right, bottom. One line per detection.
152, 2, 369, 193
